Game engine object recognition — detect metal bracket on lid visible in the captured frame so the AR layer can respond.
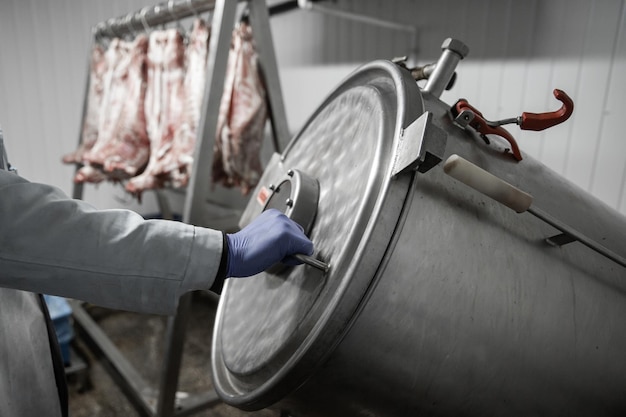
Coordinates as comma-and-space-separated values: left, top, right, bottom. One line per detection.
391, 111, 447, 177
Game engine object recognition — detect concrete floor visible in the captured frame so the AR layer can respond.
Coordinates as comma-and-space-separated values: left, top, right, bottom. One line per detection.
66, 292, 279, 417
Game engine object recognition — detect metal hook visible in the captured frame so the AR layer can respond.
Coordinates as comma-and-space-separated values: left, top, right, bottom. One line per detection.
484, 89, 575, 132
106, 18, 120, 38
153, 5, 166, 30
125, 13, 136, 38
518, 89, 574, 132
168, 0, 185, 32
186, 0, 200, 18
168, 0, 177, 17
92, 23, 104, 43
139, 6, 151, 33
167, 0, 177, 21
451, 89, 576, 162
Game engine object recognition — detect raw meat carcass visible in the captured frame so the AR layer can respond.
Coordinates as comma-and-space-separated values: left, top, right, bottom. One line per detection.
167, 18, 211, 188
74, 39, 123, 184
62, 44, 106, 165
212, 22, 268, 195
73, 163, 108, 184
126, 29, 186, 195
80, 35, 150, 180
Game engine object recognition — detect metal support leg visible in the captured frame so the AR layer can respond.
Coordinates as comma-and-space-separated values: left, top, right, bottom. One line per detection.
159, 0, 239, 415
183, 0, 239, 224
248, 0, 291, 152
72, 296, 221, 417
71, 301, 156, 417
156, 293, 192, 417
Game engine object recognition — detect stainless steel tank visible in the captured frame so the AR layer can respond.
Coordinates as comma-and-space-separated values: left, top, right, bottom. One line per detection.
211, 43, 626, 416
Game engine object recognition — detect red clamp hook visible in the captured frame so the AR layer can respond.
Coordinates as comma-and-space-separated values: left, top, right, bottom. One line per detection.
452, 89, 574, 162
518, 89, 574, 131
453, 99, 524, 161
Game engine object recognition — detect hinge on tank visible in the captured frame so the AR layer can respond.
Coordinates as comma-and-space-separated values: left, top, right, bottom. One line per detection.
391, 111, 447, 177
449, 89, 574, 162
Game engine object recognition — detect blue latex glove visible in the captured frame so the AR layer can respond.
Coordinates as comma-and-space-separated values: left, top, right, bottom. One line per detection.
226, 209, 314, 278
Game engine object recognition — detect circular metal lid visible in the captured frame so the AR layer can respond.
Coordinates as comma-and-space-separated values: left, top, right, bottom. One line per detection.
212, 60, 424, 410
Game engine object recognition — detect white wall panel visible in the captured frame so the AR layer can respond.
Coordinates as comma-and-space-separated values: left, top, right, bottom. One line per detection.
0, 0, 166, 212
564, 1, 622, 189
1, 0, 625, 218
592, 3, 626, 211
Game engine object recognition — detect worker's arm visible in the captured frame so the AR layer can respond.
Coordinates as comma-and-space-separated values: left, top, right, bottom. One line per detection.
0, 171, 314, 315
0, 170, 222, 315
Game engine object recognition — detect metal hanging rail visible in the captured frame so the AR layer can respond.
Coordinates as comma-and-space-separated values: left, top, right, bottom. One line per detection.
92, 0, 313, 39
297, 0, 416, 34
93, 0, 217, 39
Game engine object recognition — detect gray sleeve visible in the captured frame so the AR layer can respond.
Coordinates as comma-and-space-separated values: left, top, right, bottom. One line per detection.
0, 170, 223, 315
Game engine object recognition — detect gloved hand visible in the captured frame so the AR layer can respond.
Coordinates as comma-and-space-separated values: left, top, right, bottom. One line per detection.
225, 209, 314, 278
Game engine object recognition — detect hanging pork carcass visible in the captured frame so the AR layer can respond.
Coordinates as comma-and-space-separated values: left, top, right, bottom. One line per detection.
62, 44, 106, 166
82, 35, 150, 180
210, 39, 626, 417
126, 28, 186, 194
212, 21, 268, 195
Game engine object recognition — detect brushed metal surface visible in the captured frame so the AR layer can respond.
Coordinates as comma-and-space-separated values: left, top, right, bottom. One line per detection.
213, 60, 424, 409
220, 85, 390, 375
216, 59, 626, 417
275, 93, 626, 417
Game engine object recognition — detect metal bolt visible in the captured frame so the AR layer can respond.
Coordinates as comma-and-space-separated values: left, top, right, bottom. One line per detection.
441, 38, 469, 59
269, 184, 276, 191
287, 169, 294, 177
285, 198, 294, 207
